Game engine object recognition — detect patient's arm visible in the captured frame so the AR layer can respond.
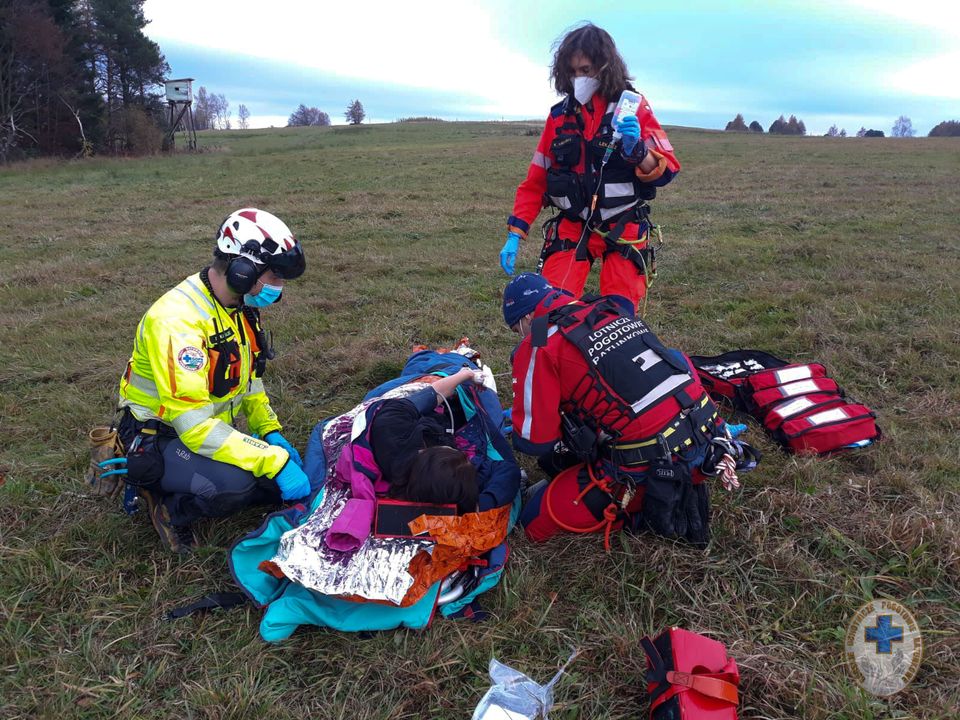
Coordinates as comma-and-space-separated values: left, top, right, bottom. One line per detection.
429, 367, 483, 402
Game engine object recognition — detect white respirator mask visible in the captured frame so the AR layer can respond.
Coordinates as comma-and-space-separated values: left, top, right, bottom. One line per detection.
573, 76, 600, 105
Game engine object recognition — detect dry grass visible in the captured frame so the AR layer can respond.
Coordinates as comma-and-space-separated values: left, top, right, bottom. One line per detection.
1, 123, 958, 718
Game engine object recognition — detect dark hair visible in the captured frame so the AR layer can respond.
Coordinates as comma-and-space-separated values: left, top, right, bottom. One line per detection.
394, 446, 478, 515
211, 253, 230, 273
550, 23, 635, 101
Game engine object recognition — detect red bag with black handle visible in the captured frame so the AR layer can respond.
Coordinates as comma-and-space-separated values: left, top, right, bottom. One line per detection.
641, 627, 739, 720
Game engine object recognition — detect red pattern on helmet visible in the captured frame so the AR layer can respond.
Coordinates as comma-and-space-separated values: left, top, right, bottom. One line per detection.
238, 210, 258, 222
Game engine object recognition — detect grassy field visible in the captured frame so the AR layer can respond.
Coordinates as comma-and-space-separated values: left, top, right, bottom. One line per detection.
1, 121, 958, 719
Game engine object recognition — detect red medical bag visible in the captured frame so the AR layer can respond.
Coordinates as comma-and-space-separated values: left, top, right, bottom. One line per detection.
775, 402, 880, 454
741, 362, 829, 393
688, 350, 789, 409
748, 377, 842, 414
641, 627, 739, 719
691, 350, 880, 455
762, 393, 848, 432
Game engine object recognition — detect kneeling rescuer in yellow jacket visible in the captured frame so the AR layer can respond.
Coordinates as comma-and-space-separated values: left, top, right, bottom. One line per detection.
111, 208, 308, 553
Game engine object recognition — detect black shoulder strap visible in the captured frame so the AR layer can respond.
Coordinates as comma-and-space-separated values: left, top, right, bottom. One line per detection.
530, 315, 550, 348
640, 635, 671, 702
165, 591, 249, 620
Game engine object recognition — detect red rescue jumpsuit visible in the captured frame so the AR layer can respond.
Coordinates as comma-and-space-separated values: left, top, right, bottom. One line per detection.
507, 94, 680, 312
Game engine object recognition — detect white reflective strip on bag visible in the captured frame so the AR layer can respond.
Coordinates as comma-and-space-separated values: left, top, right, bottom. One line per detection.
776, 365, 814, 384
780, 379, 819, 397
805, 407, 851, 426
549, 195, 572, 210
630, 373, 690, 415
599, 201, 637, 221
604, 182, 635, 198
771, 396, 815, 420
532, 151, 552, 169
197, 420, 235, 456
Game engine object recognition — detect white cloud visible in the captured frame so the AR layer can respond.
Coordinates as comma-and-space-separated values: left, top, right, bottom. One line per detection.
837, 0, 960, 37
248, 114, 291, 129
144, 0, 558, 118
888, 51, 960, 100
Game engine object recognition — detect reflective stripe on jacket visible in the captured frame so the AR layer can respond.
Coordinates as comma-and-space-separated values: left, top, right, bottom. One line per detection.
509, 297, 708, 457
118, 272, 287, 478
508, 93, 679, 239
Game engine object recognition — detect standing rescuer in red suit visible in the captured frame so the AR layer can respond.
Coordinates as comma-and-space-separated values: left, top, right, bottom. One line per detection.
500, 23, 680, 317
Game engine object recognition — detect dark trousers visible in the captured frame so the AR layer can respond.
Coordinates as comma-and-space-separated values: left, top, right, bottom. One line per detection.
159, 438, 281, 526
119, 409, 281, 526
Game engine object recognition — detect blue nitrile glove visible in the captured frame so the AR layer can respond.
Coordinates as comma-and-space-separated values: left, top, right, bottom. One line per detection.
501, 408, 512, 436
274, 461, 311, 501
726, 423, 748, 439
265, 431, 303, 468
500, 231, 521, 275
617, 114, 642, 157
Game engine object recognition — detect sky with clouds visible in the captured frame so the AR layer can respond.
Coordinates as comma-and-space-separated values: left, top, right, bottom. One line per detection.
143, 0, 960, 135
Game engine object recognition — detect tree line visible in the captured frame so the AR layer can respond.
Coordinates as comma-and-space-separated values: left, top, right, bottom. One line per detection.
286, 99, 366, 127
725, 113, 960, 138
1, 0, 170, 161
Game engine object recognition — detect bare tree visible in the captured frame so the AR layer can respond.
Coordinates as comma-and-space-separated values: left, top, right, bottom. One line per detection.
209, 93, 230, 130
345, 99, 365, 125
59, 94, 92, 157
825, 125, 840, 137
238, 104, 250, 130
194, 86, 210, 130
839, 128, 847, 137
891, 115, 915, 137
856, 126, 867, 137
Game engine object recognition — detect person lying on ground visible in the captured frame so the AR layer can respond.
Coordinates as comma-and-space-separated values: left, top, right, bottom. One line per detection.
325, 366, 521, 551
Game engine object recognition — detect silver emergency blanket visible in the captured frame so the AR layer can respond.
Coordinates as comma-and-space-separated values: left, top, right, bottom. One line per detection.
272, 484, 433, 605
271, 382, 435, 605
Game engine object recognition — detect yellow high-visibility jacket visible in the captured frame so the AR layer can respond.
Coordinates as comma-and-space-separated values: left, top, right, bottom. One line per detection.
118, 272, 288, 478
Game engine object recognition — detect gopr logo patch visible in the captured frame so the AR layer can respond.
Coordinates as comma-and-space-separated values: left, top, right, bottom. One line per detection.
177, 346, 206, 372
845, 599, 923, 696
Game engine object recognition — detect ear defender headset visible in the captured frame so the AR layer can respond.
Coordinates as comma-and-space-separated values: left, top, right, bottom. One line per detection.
224, 240, 266, 296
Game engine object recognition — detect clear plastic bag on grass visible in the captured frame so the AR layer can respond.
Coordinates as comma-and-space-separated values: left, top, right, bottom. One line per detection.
472, 649, 579, 720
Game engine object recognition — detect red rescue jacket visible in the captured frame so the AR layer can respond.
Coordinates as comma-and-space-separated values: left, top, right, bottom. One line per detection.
508, 93, 680, 240
510, 296, 713, 459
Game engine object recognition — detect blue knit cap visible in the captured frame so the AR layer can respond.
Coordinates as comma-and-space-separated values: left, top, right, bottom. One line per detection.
502, 273, 555, 327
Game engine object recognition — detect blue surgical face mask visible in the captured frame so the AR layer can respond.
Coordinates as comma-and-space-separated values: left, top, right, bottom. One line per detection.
244, 283, 283, 307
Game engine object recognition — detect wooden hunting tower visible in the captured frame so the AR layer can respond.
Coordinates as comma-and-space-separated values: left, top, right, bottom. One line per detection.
164, 78, 197, 151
